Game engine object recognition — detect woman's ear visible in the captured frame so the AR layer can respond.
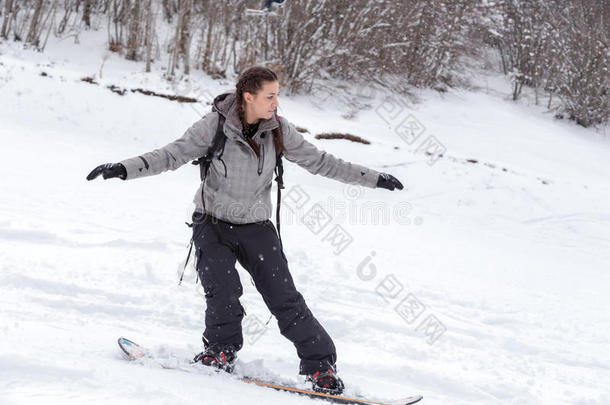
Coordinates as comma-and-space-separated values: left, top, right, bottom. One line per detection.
243, 91, 254, 104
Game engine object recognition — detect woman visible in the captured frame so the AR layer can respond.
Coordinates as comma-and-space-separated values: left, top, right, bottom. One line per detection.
87, 67, 403, 394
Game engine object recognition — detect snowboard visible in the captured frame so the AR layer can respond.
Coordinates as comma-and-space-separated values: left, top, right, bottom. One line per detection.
117, 337, 423, 405
245, 8, 280, 17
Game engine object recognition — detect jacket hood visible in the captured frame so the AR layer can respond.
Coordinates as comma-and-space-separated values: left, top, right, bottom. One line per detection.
213, 92, 280, 140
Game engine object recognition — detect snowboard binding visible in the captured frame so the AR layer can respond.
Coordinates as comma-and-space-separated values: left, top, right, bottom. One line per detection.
307, 368, 345, 395
192, 344, 237, 373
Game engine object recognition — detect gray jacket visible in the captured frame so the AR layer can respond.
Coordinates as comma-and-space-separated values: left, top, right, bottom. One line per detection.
120, 92, 381, 224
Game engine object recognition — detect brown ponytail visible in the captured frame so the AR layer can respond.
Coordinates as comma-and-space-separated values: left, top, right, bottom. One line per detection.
235, 66, 286, 158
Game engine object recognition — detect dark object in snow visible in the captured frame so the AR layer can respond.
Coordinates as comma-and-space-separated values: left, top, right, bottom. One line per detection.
79, 76, 197, 103
80, 76, 98, 85
130, 87, 197, 103
107, 84, 127, 96
424, 151, 444, 158
315, 132, 370, 145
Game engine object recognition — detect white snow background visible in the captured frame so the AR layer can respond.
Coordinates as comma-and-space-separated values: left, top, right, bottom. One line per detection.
1, 29, 609, 405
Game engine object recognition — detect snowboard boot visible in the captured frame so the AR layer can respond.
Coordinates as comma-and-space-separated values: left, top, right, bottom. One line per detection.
306, 367, 345, 395
192, 344, 237, 373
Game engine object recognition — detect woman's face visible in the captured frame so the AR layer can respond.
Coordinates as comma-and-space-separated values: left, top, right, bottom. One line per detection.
244, 80, 280, 122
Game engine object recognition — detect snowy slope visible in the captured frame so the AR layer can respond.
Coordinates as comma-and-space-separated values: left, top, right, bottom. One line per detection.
1, 33, 610, 405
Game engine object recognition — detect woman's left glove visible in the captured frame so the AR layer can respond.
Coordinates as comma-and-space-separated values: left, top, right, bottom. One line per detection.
376, 173, 404, 190
86, 163, 127, 181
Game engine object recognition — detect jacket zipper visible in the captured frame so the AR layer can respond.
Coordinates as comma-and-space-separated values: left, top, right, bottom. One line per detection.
236, 132, 265, 176
258, 143, 265, 175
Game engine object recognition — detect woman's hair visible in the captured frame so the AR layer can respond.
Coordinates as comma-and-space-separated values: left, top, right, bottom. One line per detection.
235, 66, 285, 158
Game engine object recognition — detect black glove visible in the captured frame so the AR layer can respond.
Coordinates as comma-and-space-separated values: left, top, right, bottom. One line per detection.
86, 163, 127, 181
376, 173, 404, 190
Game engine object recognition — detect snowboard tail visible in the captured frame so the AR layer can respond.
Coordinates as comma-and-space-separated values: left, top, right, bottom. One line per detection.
241, 376, 422, 405
117, 337, 423, 405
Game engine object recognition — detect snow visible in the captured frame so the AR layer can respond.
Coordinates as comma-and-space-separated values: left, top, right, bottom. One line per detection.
1, 31, 610, 405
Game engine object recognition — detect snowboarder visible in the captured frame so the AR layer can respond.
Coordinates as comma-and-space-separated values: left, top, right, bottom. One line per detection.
87, 66, 404, 394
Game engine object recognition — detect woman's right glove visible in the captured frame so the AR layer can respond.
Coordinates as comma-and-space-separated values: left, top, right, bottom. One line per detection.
86, 163, 127, 181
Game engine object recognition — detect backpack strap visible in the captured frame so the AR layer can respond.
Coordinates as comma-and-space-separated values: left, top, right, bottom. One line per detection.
192, 112, 227, 181
274, 115, 285, 251
182, 112, 227, 286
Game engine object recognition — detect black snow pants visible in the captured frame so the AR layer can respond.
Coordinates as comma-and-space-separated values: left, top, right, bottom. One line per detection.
192, 211, 337, 375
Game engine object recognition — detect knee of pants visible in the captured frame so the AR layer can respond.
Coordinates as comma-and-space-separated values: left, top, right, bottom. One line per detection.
268, 292, 310, 321
196, 254, 242, 300
198, 268, 244, 320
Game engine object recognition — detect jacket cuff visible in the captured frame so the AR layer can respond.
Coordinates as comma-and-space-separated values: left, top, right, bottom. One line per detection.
119, 156, 148, 180
361, 167, 380, 188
